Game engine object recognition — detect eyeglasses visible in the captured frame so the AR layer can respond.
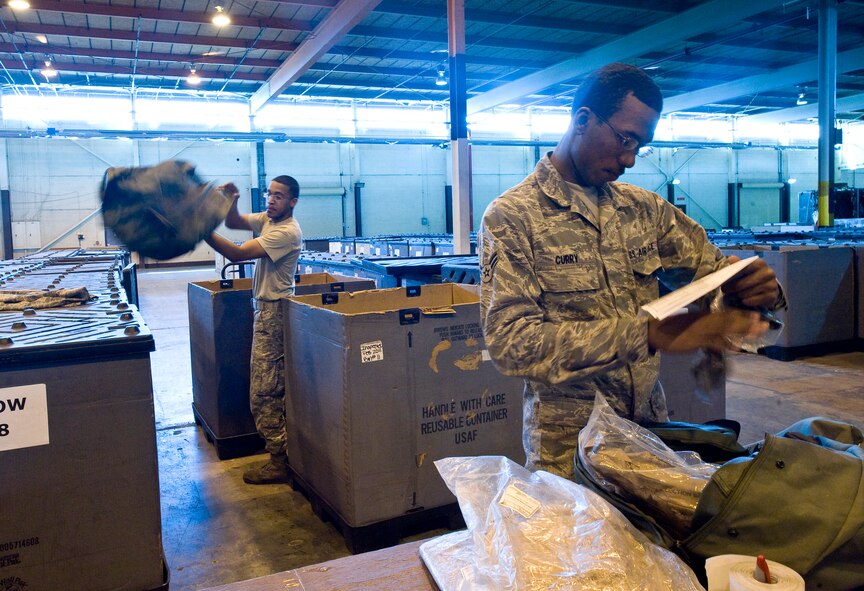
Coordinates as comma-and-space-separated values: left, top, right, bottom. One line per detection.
594, 112, 641, 153
264, 190, 291, 201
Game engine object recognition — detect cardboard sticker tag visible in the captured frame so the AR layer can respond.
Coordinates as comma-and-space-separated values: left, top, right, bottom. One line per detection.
360, 340, 384, 363
481, 349, 491, 361
499, 484, 541, 519
0, 384, 50, 452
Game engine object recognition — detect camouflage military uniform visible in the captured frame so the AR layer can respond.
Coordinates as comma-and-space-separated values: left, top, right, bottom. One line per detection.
251, 301, 288, 456
479, 154, 727, 479
248, 213, 302, 457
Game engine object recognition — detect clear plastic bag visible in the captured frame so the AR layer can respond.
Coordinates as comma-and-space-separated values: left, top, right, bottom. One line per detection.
420, 455, 705, 591
577, 393, 718, 539
713, 292, 784, 353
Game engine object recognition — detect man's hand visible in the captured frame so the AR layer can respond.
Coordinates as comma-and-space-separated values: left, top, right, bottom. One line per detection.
220, 182, 240, 201
219, 182, 253, 231
648, 310, 769, 353
721, 255, 780, 308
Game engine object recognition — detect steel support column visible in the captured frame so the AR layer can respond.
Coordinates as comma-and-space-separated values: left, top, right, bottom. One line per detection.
817, 0, 837, 227
448, 0, 472, 255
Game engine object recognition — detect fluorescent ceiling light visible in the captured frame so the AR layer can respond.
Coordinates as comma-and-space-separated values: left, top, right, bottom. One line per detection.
8, 0, 30, 10
212, 6, 231, 26
187, 68, 201, 85
40, 61, 57, 78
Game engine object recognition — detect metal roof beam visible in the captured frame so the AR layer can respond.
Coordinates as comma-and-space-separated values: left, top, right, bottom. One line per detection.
12, 5, 831, 59
0, 43, 284, 68
265, 0, 339, 7
466, 0, 801, 115
372, 1, 632, 35
20, 1, 828, 57
348, 25, 593, 53
0, 57, 265, 81
2, 21, 300, 52
373, 0, 689, 15
249, 0, 382, 114
663, 45, 864, 113
0, 31, 542, 70
23, 0, 315, 32
0, 44, 528, 85
745, 92, 864, 123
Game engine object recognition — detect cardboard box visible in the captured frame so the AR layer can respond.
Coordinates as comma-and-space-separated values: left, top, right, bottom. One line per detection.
761, 248, 855, 349
189, 273, 376, 459
284, 283, 525, 527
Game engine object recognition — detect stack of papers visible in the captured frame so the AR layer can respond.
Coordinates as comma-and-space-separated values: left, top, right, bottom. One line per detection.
639, 256, 759, 321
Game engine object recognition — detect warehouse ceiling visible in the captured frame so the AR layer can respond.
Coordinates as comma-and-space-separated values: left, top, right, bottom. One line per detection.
1, 0, 863, 123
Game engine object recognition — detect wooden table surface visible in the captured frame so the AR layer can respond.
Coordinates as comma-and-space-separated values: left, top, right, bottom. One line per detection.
200, 540, 439, 591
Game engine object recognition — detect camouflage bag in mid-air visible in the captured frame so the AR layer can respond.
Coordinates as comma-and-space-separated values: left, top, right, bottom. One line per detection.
100, 160, 233, 260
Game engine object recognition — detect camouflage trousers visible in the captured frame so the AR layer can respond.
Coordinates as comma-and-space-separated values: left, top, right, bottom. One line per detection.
250, 300, 286, 456
523, 381, 668, 481
523, 393, 595, 480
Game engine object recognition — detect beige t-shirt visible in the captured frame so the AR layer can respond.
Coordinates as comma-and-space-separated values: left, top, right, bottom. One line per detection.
247, 213, 302, 301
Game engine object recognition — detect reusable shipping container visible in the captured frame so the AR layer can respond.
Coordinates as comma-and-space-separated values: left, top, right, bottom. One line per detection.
283, 283, 525, 527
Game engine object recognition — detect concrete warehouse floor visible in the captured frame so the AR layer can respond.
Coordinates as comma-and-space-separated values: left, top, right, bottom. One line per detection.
139, 267, 864, 591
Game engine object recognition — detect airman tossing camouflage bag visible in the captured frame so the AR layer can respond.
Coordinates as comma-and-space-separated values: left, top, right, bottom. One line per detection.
100, 160, 233, 260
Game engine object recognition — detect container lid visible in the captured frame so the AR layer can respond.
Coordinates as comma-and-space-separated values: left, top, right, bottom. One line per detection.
0, 305, 154, 366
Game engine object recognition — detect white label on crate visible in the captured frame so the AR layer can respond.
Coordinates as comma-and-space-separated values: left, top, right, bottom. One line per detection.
499, 484, 541, 519
305, 265, 313, 274
415, 249, 423, 256
360, 340, 384, 363
481, 349, 491, 361
0, 384, 49, 452
394, 248, 401, 256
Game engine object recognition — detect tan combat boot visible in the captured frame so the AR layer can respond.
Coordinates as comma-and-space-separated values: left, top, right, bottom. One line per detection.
242, 453, 291, 485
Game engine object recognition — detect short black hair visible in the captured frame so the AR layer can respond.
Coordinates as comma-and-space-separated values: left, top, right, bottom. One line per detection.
570, 63, 663, 119
272, 175, 300, 199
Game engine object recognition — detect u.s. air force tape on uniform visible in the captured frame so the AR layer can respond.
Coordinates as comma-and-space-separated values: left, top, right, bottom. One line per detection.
706, 555, 805, 591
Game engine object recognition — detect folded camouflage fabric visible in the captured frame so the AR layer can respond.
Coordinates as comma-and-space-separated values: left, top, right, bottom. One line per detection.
0, 287, 95, 310
100, 160, 234, 260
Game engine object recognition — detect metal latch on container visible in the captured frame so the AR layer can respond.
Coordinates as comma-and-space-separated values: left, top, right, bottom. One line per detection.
220, 279, 234, 289
322, 292, 339, 305
406, 285, 421, 297
329, 282, 345, 292
399, 308, 421, 325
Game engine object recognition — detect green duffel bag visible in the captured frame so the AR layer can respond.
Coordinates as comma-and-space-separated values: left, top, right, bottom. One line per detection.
575, 416, 864, 590
640, 419, 749, 463
684, 418, 864, 591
